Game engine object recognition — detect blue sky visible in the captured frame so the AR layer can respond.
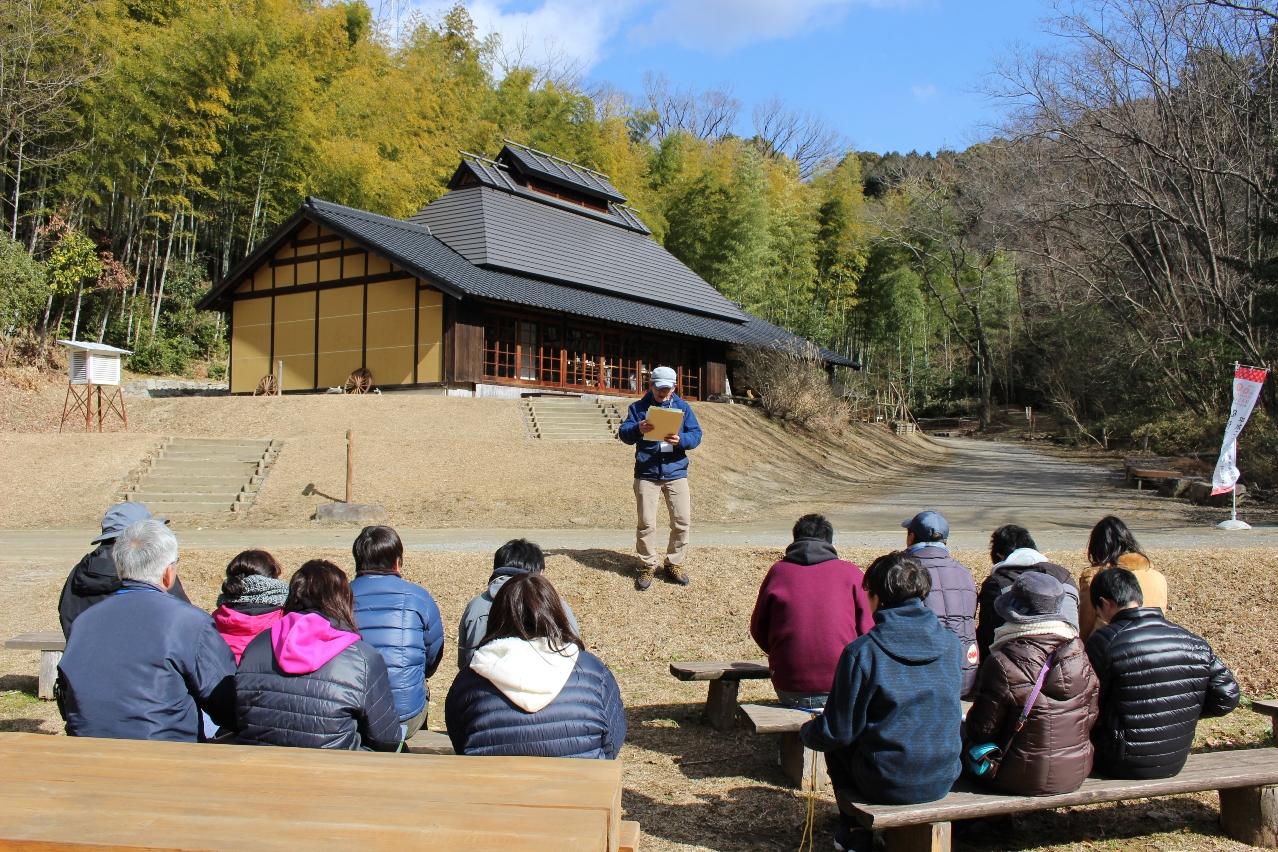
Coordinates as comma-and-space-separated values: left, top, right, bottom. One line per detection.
410, 1, 1061, 154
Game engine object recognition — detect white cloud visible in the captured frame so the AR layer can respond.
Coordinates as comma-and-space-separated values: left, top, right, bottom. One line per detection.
911, 83, 937, 101
627, 0, 914, 55
413, 0, 637, 75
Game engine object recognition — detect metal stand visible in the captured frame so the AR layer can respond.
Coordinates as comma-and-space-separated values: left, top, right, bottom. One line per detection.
1218, 485, 1252, 531
59, 381, 128, 432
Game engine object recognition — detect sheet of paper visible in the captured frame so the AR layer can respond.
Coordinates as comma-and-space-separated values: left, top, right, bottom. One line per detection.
643, 406, 684, 449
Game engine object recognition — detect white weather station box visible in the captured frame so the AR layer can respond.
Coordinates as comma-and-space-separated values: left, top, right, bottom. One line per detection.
59, 340, 130, 386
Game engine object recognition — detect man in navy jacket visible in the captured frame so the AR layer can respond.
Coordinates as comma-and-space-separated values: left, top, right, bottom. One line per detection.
351, 525, 444, 737
618, 366, 703, 591
57, 519, 236, 741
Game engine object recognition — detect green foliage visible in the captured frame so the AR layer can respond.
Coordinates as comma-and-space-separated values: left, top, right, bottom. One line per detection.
0, 234, 47, 332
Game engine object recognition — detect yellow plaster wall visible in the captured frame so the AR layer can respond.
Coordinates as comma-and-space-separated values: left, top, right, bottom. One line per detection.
317, 285, 364, 388
417, 288, 443, 383
274, 291, 316, 391
230, 297, 271, 394
365, 278, 416, 386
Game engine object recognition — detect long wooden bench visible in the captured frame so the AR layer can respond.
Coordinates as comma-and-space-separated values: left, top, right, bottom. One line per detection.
0, 732, 635, 850
841, 748, 1278, 851
669, 660, 769, 731
3, 631, 65, 700
739, 703, 829, 791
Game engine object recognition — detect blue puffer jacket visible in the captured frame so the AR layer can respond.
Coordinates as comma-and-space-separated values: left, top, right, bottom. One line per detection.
351, 573, 444, 722
618, 391, 702, 481
444, 639, 627, 759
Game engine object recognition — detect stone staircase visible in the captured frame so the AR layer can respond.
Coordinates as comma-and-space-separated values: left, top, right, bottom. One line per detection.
118, 437, 281, 514
522, 396, 623, 441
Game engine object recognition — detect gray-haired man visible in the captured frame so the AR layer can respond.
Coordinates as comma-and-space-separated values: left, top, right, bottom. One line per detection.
57, 519, 236, 741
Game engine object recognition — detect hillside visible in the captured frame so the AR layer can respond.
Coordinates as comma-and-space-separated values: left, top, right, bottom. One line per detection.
0, 376, 942, 530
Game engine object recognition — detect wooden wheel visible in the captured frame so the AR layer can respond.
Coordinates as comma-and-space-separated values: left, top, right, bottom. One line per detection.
344, 368, 374, 394
253, 374, 277, 396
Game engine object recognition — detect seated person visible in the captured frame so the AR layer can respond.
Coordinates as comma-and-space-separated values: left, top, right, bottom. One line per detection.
1085, 567, 1238, 779
236, 560, 402, 751
902, 510, 978, 694
457, 538, 578, 669
445, 573, 625, 759
976, 524, 1079, 660
749, 514, 874, 708
1079, 515, 1167, 639
58, 502, 189, 637
211, 549, 288, 663
350, 526, 444, 738
57, 519, 235, 741
800, 551, 962, 852
965, 573, 1098, 796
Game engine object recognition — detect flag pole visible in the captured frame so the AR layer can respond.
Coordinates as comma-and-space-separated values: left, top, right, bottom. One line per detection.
1217, 361, 1254, 530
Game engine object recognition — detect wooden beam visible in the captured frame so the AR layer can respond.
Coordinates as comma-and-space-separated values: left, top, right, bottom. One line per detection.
270, 247, 365, 268
291, 234, 343, 249
229, 271, 415, 302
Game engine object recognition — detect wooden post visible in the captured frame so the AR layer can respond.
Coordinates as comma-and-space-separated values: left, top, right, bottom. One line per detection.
778, 732, 829, 791
346, 429, 354, 503
704, 680, 740, 732
38, 650, 61, 701
884, 822, 952, 852
275, 360, 283, 396
96, 385, 104, 431
1221, 785, 1278, 848
85, 381, 93, 431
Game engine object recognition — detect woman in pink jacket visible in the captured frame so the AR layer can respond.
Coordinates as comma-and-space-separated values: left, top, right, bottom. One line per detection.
212, 550, 287, 663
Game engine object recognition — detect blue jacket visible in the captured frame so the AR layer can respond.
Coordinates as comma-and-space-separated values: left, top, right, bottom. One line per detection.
617, 391, 702, 481
351, 573, 445, 722
445, 645, 627, 759
800, 597, 963, 804
57, 580, 236, 741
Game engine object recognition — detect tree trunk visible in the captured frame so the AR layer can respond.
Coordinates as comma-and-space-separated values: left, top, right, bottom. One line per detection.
69, 281, 84, 341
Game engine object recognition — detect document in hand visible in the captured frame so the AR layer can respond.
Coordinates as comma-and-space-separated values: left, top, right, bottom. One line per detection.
643, 406, 685, 439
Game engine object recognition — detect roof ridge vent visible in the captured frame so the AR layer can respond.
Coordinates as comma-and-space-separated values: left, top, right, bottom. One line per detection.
501, 139, 612, 180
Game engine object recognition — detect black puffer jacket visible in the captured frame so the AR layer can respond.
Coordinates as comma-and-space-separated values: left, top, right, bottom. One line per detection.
58, 542, 189, 637
1085, 607, 1239, 779
235, 610, 402, 751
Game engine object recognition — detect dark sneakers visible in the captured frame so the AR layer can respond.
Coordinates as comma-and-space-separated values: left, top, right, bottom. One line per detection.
661, 564, 690, 586
635, 567, 655, 591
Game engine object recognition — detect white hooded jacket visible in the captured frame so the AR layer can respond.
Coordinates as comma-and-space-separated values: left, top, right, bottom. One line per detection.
468, 637, 581, 713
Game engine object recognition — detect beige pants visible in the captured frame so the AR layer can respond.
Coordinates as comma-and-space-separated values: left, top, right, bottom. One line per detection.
634, 477, 691, 568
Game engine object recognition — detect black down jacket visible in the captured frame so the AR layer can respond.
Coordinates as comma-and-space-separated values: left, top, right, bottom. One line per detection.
445, 644, 626, 759
59, 542, 189, 637
234, 611, 402, 751
1085, 607, 1239, 779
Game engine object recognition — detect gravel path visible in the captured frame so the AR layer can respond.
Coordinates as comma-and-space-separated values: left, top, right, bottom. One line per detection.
4, 438, 1270, 562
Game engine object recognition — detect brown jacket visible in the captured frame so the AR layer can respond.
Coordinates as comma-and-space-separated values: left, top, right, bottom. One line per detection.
1079, 553, 1168, 640
965, 634, 1099, 796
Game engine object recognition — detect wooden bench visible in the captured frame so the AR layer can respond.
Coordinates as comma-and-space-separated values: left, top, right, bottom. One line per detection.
3, 631, 65, 700
1251, 699, 1278, 745
841, 748, 1278, 851
404, 728, 454, 755
0, 732, 634, 850
1127, 466, 1181, 491
669, 660, 770, 731
739, 703, 829, 791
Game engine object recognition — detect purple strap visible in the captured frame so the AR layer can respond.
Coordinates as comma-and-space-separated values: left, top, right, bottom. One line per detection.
1002, 650, 1057, 753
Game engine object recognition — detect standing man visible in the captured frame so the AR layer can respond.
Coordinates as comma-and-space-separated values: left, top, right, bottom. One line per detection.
902, 509, 979, 696
619, 366, 702, 591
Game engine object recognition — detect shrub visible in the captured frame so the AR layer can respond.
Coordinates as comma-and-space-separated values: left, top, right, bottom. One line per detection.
732, 344, 852, 436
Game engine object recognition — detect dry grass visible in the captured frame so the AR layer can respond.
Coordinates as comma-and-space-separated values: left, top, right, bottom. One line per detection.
0, 374, 943, 530
1, 544, 1274, 851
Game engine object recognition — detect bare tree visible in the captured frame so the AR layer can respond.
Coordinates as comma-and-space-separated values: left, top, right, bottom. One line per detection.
751, 97, 844, 178
640, 72, 740, 142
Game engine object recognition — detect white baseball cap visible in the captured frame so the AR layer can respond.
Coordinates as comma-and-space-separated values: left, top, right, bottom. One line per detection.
650, 366, 677, 389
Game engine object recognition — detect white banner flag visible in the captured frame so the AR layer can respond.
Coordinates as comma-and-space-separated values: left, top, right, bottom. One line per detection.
1211, 364, 1270, 496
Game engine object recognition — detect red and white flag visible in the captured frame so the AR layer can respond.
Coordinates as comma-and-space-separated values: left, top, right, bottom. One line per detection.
1211, 364, 1270, 496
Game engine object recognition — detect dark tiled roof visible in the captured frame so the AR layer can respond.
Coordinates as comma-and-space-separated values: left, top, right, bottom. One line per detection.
448, 155, 650, 234
199, 197, 856, 368
499, 141, 627, 203
416, 185, 746, 322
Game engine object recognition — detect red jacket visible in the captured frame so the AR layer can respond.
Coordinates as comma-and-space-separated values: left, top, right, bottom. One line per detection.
750, 540, 875, 693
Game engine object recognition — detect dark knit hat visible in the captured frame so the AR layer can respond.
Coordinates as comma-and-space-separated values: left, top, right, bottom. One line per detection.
994, 571, 1067, 625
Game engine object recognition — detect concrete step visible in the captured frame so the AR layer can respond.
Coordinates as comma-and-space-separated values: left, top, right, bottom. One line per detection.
149, 460, 261, 472
126, 499, 237, 513
162, 438, 273, 447
160, 452, 268, 463
137, 474, 262, 486
123, 482, 248, 495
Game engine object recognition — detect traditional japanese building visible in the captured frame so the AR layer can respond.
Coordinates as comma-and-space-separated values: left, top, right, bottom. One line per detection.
198, 141, 854, 398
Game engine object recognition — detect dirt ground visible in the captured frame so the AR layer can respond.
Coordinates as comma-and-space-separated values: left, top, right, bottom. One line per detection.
2, 544, 1273, 852
0, 375, 944, 530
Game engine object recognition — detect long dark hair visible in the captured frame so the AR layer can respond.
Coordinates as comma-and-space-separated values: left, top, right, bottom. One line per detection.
285, 560, 357, 631
481, 572, 581, 654
1087, 515, 1145, 567
221, 549, 282, 598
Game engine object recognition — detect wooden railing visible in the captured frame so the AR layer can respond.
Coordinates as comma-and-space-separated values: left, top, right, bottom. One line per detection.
483, 340, 701, 399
